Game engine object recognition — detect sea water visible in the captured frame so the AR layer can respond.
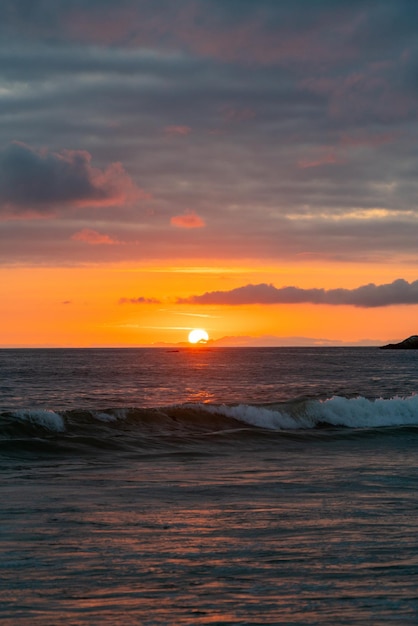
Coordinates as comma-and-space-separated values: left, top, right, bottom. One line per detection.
1, 347, 418, 625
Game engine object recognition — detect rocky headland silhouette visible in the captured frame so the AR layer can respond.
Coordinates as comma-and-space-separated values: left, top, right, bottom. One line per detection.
380, 335, 418, 349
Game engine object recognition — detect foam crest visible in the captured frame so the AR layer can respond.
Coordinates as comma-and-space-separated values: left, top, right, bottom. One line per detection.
93, 412, 118, 423
203, 395, 418, 431
204, 403, 312, 430
310, 395, 418, 428
13, 409, 65, 432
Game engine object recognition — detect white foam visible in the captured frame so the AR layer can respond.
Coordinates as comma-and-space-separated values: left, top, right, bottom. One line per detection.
309, 394, 418, 429
93, 412, 118, 422
201, 394, 418, 431
13, 409, 65, 432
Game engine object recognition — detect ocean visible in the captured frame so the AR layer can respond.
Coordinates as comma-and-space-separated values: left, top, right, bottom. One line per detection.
1, 347, 418, 625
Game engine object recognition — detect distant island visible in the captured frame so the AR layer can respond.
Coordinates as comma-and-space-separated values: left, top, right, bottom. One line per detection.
380, 335, 418, 350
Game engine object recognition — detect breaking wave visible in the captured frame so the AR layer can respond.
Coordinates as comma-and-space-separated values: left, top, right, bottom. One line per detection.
206, 394, 418, 430
1, 395, 418, 457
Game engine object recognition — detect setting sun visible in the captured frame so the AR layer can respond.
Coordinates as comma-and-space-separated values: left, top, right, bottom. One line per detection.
188, 328, 209, 344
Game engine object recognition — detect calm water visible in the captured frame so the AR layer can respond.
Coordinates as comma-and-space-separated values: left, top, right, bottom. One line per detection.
1, 347, 418, 624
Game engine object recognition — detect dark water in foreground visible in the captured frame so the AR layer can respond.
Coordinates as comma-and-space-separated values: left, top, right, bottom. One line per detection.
1, 347, 418, 624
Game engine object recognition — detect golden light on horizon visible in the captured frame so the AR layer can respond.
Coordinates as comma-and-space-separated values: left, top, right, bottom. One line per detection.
188, 328, 209, 344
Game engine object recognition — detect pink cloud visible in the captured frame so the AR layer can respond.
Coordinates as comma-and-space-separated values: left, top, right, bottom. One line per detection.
71, 229, 119, 245
66, 6, 139, 45
298, 131, 398, 170
163, 125, 192, 137
170, 210, 205, 229
298, 147, 341, 169
340, 132, 398, 148
302, 70, 415, 122
75, 160, 145, 208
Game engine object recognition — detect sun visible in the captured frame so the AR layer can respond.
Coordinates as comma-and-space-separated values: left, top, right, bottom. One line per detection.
188, 328, 209, 344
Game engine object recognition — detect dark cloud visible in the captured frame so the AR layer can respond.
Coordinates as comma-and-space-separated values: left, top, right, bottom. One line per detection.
178, 279, 418, 308
0, 1, 418, 264
119, 296, 161, 304
0, 142, 142, 215
3, 1, 415, 69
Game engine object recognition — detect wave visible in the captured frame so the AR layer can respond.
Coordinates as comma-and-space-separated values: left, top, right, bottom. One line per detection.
0, 395, 418, 441
206, 394, 418, 430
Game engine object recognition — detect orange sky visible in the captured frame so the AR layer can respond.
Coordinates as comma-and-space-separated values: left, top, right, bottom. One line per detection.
2, 2, 418, 347
2, 260, 418, 347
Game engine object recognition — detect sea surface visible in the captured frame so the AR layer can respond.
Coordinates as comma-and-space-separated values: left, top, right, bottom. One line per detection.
1, 347, 418, 625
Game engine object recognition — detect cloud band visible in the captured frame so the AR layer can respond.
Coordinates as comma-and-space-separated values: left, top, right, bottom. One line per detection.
177, 279, 418, 308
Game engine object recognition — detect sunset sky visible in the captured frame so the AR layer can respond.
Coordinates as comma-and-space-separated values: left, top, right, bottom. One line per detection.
2, 0, 418, 347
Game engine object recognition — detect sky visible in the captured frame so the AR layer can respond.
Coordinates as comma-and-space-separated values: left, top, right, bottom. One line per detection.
1, 0, 418, 346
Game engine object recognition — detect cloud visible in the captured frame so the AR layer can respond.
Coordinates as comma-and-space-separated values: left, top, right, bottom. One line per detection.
340, 132, 398, 149
71, 228, 119, 245
177, 279, 418, 308
0, 142, 143, 216
220, 106, 256, 123
119, 296, 161, 304
1, 2, 418, 266
163, 126, 192, 137
170, 211, 205, 229
298, 147, 340, 169
59, 1, 378, 67
210, 335, 379, 347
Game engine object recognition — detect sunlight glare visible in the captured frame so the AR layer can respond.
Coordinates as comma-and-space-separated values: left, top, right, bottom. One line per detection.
188, 328, 209, 344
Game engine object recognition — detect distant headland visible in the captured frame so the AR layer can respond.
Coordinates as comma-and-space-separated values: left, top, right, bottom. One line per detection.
380, 335, 418, 349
